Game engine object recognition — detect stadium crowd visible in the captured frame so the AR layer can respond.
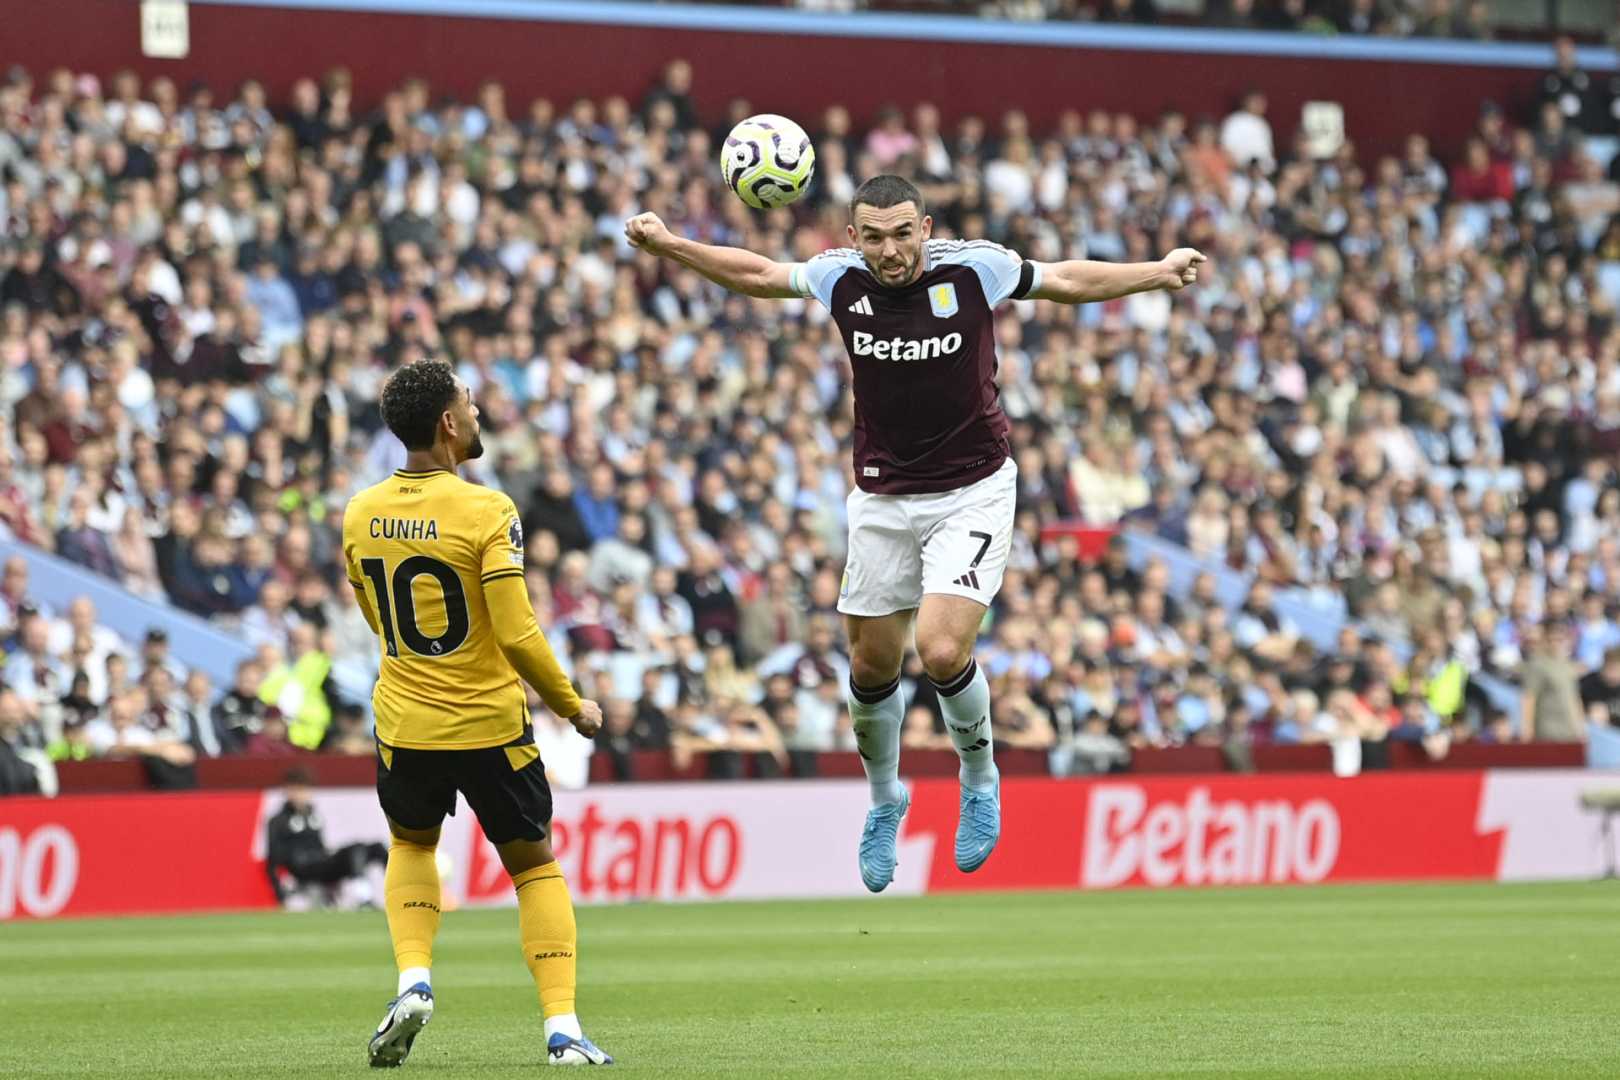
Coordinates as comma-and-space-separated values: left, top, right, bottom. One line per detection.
3, 48, 1620, 796
779, 0, 1505, 40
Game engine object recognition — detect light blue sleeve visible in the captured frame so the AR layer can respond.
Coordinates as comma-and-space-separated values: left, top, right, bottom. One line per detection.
956, 243, 1040, 306
789, 249, 859, 310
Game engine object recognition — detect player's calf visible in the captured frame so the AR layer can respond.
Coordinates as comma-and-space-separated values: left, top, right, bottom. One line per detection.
507, 857, 614, 1065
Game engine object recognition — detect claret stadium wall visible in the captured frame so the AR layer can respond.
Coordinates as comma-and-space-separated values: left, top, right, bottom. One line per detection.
8, 0, 1617, 162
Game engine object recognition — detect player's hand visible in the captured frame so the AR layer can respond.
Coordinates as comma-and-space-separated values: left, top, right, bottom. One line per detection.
624, 212, 675, 256
566, 700, 604, 738
1160, 248, 1207, 290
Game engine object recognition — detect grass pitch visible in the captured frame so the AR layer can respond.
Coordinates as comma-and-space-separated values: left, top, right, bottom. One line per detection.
4, 882, 1617, 1078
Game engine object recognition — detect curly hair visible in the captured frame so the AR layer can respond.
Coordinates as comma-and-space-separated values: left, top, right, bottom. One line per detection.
380, 359, 459, 451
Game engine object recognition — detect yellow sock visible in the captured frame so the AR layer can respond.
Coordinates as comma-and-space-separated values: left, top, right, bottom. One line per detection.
385, 837, 441, 974
513, 861, 576, 1018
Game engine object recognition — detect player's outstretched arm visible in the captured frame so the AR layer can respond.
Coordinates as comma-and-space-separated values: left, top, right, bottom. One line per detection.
624, 211, 800, 299
1029, 248, 1206, 304
485, 574, 603, 737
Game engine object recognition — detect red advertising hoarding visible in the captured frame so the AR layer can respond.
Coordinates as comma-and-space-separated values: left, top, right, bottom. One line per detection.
0, 792, 274, 919
1, 771, 1612, 920
899, 773, 1507, 892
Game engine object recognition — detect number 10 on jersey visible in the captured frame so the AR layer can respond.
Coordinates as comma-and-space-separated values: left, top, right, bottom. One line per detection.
359, 556, 471, 658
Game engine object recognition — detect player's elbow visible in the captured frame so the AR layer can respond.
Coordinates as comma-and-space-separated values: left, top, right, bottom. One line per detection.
1031, 268, 1080, 305
742, 259, 797, 299
1052, 268, 1096, 304
493, 624, 534, 658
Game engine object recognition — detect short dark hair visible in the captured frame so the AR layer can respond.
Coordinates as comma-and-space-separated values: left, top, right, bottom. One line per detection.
851, 174, 924, 220
381, 359, 458, 451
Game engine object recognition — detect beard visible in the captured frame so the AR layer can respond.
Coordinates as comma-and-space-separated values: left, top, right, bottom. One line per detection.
873, 253, 919, 285
465, 432, 485, 460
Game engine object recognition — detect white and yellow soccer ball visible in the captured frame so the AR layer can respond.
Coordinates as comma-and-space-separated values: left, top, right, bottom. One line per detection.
720, 113, 815, 210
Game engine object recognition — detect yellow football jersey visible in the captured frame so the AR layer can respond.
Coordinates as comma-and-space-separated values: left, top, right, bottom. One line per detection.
342, 467, 531, 750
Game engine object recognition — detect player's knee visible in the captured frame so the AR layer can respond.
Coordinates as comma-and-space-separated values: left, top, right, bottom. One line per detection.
389, 838, 436, 861
497, 837, 557, 879
849, 651, 900, 691
388, 824, 441, 851
917, 636, 972, 684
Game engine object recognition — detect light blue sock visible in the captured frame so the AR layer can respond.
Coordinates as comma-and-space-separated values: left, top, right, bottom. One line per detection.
848, 675, 906, 806
934, 659, 996, 791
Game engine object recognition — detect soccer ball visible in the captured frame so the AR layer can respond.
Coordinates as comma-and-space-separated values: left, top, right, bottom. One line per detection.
721, 114, 815, 210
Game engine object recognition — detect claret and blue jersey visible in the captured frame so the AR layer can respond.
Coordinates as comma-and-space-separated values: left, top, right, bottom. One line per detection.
790, 239, 1042, 496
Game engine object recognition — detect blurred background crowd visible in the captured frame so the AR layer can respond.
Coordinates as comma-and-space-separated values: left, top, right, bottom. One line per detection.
781, 0, 1502, 37
2, 38, 1620, 794
705, 0, 1620, 45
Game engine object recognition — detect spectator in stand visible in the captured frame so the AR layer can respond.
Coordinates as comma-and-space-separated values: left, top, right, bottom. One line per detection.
1098, 0, 1159, 24
585, 512, 654, 596
0, 688, 49, 794
0, 557, 33, 636
139, 664, 190, 739
1220, 90, 1274, 173
6, 606, 67, 714
215, 656, 273, 753
1210, 0, 1260, 30
240, 709, 299, 756
738, 561, 807, 666
1520, 623, 1586, 742
995, 673, 1059, 750
597, 696, 643, 780
1540, 36, 1598, 135
323, 702, 373, 756
526, 467, 592, 555
1455, 0, 1493, 39
572, 461, 621, 545
179, 670, 219, 757
84, 686, 197, 784
259, 624, 333, 749
139, 626, 186, 683
1579, 646, 1620, 728
56, 488, 118, 576
640, 58, 698, 132
1451, 137, 1514, 203
864, 105, 917, 170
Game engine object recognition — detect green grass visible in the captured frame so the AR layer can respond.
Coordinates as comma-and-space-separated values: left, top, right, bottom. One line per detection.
3, 882, 1617, 1078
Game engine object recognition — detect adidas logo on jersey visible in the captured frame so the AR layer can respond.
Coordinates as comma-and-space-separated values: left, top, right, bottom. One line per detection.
851, 330, 963, 362
848, 295, 873, 315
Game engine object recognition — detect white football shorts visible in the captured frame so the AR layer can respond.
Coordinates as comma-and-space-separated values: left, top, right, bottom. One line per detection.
837, 457, 1017, 617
